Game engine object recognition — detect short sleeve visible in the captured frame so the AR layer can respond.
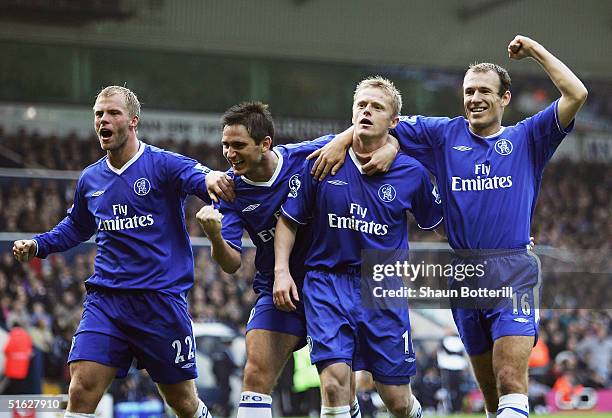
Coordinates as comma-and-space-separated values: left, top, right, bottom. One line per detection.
216, 201, 244, 252
392, 115, 449, 175
410, 167, 444, 230
280, 160, 318, 225
525, 99, 575, 171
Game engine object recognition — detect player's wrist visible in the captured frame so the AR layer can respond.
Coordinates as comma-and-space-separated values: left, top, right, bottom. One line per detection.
206, 230, 224, 243
528, 42, 546, 61
274, 265, 290, 275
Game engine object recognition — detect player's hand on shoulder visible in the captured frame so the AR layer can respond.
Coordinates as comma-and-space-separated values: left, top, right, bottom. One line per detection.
273, 269, 299, 312
196, 205, 223, 237
363, 134, 399, 175
307, 139, 348, 181
507, 35, 540, 60
205, 170, 235, 203
13, 239, 36, 262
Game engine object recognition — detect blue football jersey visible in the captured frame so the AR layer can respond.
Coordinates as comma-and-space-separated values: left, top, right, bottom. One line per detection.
281, 147, 443, 270
34, 142, 211, 294
217, 136, 332, 295
391, 100, 573, 249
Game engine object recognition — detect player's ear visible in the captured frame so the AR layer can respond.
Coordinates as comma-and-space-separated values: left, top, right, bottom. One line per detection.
129, 115, 139, 130
501, 90, 511, 107
261, 135, 272, 152
389, 115, 400, 130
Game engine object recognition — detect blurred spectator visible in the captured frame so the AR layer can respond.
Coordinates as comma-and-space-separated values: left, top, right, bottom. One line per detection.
2, 320, 36, 394
211, 337, 238, 417
575, 321, 612, 384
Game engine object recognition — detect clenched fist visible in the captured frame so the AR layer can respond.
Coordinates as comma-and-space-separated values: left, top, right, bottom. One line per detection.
507, 35, 541, 60
13, 239, 37, 262
196, 206, 223, 238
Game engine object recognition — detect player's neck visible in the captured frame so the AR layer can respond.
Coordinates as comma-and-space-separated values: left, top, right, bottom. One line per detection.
107, 135, 140, 169
352, 135, 385, 163
469, 123, 503, 138
244, 149, 279, 183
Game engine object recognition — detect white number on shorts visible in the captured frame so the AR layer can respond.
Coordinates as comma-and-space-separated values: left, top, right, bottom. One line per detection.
172, 336, 195, 363
185, 335, 195, 360
402, 330, 411, 354
512, 292, 531, 316
172, 339, 185, 363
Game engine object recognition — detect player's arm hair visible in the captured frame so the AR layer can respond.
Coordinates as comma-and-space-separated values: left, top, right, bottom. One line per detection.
274, 215, 298, 275
529, 43, 588, 128
209, 233, 241, 274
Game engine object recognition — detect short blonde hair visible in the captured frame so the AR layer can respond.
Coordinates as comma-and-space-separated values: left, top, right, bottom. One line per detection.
354, 76, 402, 117
96, 86, 141, 119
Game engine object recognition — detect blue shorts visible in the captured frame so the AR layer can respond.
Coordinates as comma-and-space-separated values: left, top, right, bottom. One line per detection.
245, 293, 307, 350
450, 250, 541, 356
303, 269, 415, 385
68, 285, 197, 384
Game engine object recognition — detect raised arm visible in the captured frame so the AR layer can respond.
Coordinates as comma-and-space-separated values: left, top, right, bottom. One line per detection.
196, 205, 241, 274
508, 35, 588, 129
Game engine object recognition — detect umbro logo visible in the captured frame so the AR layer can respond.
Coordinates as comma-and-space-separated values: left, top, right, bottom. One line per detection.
92, 190, 105, 197
181, 362, 196, 369
327, 180, 348, 186
452, 146, 472, 152
242, 204, 260, 212
513, 317, 529, 323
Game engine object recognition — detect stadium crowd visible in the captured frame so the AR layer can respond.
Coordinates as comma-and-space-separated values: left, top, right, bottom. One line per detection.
0, 132, 610, 414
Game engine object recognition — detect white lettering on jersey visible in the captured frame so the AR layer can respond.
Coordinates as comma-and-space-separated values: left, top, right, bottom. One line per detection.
451, 163, 512, 191
257, 229, 275, 243
327, 213, 389, 235
112, 204, 128, 216
349, 203, 368, 218
474, 163, 490, 176
451, 175, 513, 191
255, 210, 281, 243
97, 214, 155, 231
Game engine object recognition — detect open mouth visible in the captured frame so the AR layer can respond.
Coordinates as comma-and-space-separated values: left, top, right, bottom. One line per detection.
99, 128, 113, 138
359, 118, 373, 126
230, 160, 245, 169
469, 107, 487, 114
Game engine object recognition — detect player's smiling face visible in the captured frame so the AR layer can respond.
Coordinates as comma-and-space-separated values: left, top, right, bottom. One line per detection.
463, 70, 511, 137
352, 87, 399, 140
93, 94, 137, 152
222, 124, 269, 176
